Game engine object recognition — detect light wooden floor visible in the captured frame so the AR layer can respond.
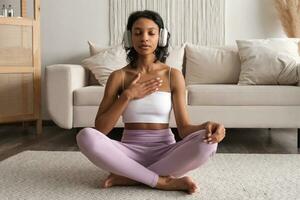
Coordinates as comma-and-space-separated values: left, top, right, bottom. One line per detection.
0, 122, 299, 161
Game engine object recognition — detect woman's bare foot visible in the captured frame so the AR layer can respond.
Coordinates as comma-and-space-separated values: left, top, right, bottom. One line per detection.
155, 176, 198, 194
101, 173, 142, 188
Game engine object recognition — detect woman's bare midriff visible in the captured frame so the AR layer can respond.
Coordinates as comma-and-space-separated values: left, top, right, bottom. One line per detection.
124, 123, 169, 130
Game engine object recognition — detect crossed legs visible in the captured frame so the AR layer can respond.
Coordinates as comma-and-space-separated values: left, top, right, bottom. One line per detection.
76, 128, 217, 193
76, 128, 159, 187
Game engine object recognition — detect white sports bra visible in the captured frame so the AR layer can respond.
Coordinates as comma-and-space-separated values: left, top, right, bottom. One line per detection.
121, 67, 172, 124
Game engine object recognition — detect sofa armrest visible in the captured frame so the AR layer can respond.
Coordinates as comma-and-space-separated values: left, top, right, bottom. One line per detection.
46, 64, 88, 129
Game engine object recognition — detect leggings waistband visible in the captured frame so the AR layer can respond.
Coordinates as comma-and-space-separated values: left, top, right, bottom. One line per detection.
121, 128, 175, 144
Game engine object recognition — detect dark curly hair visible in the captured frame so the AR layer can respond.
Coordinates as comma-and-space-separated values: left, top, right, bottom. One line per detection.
124, 10, 170, 67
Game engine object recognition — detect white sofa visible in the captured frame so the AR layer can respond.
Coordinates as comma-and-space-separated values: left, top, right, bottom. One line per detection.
45, 43, 300, 148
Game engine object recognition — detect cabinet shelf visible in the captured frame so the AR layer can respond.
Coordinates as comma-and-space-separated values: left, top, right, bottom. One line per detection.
0, 17, 33, 26
0, 67, 34, 73
0, 114, 36, 123
0, 0, 42, 135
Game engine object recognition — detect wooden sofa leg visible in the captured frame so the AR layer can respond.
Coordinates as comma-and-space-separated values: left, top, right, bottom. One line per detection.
298, 129, 300, 149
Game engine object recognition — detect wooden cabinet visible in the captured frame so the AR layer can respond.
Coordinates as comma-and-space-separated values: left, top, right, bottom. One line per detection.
0, 0, 41, 135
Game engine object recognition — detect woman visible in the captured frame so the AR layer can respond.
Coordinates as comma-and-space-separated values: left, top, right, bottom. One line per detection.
77, 10, 225, 194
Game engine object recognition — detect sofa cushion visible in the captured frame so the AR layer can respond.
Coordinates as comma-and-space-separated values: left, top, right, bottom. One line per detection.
185, 44, 241, 85
82, 45, 128, 86
236, 38, 300, 85
187, 84, 300, 106
74, 86, 105, 106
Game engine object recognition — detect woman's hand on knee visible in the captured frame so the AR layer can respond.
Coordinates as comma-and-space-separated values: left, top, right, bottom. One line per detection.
202, 121, 226, 144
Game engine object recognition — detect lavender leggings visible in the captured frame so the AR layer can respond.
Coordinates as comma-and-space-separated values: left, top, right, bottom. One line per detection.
76, 128, 217, 188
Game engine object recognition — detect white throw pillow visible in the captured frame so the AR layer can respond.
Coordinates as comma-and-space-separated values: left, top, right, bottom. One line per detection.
236, 38, 300, 85
166, 44, 186, 72
82, 44, 128, 86
185, 43, 241, 85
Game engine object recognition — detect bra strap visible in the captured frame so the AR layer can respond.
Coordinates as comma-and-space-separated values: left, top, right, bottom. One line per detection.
169, 66, 172, 91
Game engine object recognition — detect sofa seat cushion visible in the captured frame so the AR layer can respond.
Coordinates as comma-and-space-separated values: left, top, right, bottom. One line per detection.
74, 86, 105, 106
187, 84, 300, 106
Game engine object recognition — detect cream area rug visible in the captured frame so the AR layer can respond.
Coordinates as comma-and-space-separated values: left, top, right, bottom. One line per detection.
0, 151, 299, 200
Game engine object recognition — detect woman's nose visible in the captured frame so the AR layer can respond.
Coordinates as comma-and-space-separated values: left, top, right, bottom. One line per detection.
141, 33, 149, 41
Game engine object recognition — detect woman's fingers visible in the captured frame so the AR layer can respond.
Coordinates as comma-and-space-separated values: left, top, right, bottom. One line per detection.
144, 85, 160, 95
132, 77, 162, 90
140, 78, 163, 94
142, 77, 163, 88
203, 135, 218, 144
203, 130, 226, 144
205, 122, 213, 136
128, 77, 163, 99
203, 136, 213, 143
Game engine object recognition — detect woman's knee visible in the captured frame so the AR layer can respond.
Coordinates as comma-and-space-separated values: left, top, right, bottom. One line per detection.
76, 128, 93, 142
191, 133, 218, 157
76, 128, 106, 149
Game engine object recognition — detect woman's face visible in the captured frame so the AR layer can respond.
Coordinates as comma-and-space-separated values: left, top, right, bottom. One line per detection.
131, 18, 160, 56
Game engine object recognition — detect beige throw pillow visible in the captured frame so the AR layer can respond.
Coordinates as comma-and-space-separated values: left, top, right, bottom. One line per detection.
82, 44, 128, 86
236, 38, 300, 85
88, 41, 103, 56
276, 54, 300, 85
185, 43, 241, 85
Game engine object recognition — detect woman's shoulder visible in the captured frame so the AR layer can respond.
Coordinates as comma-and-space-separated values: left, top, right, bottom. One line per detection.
105, 66, 130, 94
110, 65, 130, 77
167, 66, 183, 79
157, 63, 184, 84
159, 62, 181, 73
167, 65, 185, 92
106, 66, 127, 87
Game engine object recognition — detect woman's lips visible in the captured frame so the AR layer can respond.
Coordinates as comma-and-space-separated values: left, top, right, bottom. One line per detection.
139, 45, 151, 49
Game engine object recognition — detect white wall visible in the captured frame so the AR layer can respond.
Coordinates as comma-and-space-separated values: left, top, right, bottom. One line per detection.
41, 0, 285, 120
41, 0, 110, 119
225, 0, 285, 45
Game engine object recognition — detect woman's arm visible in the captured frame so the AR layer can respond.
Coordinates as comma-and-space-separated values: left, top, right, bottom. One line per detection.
94, 70, 130, 134
95, 70, 162, 134
170, 68, 203, 138
171, 68, 225, 142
